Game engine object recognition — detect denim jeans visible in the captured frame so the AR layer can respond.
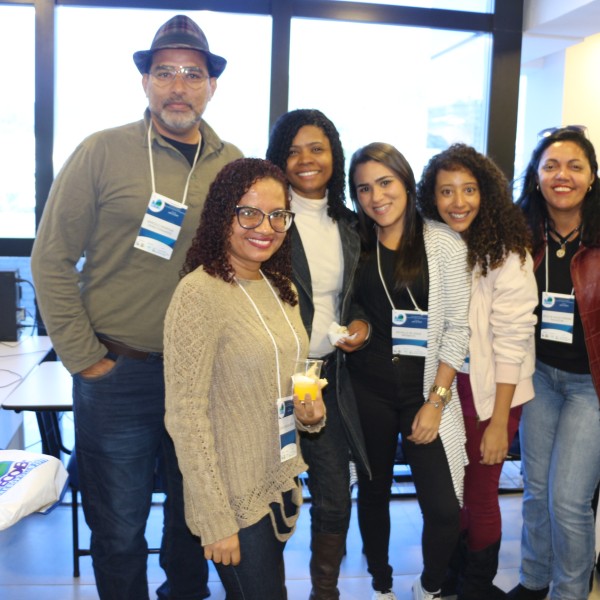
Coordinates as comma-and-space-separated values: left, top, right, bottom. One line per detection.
519, 360, 600, 600
73, 353, 209, 600
299, 355, 351, 535
214, 493, 296, 600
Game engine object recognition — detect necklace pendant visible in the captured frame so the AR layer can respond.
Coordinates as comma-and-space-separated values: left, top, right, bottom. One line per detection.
556, 246, 566, 258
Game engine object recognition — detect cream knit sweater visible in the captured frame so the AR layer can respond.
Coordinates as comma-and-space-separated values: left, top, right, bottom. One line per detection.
164, 268, 310, 545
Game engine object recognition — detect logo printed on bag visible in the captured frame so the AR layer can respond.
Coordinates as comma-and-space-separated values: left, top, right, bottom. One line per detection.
0, 459, 48, 494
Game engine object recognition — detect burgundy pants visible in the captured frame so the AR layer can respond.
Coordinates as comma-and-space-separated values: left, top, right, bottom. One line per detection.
457, 373, 522, 551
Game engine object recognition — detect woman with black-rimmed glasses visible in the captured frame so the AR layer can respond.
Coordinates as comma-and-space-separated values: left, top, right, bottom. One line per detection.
163, 158, 325, 600
508, 127, 600, 600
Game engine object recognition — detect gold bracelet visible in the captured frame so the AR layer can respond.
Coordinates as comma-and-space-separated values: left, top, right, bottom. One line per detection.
429, 384, 452, 406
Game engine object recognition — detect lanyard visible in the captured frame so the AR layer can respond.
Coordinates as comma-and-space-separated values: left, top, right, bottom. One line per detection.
235, 271, 301, 398
147, 120, 201, 206
376, 239, 423, 312
544, 222, 576, 296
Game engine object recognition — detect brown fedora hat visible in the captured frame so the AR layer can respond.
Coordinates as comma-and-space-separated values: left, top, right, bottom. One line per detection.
133, 15, 227, 78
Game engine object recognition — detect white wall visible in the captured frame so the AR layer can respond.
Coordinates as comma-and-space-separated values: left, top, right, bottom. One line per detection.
563, 31, 600, 149
517, 30, 600, 180
519, 0, 600, 177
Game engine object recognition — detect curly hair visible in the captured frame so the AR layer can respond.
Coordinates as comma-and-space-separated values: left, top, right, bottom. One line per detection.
348, 142, 426, 288
181, 158, 297, 306
266, 109, 348, 221
417, 143, 531, 276
516, 128, 600, 255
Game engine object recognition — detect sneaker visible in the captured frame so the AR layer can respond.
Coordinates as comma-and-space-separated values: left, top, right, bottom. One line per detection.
372, 591, 397, 600
412, 577, 441, 600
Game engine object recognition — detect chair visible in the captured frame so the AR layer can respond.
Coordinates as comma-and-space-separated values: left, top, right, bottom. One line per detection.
67, 451, 164, 578
35, 411, 70, 459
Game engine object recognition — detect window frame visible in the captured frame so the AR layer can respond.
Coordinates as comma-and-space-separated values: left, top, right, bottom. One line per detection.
0, 0, 523, 256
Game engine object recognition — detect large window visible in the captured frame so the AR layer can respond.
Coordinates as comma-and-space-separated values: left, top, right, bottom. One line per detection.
0, 5, 35, 239
0, 0, 523, 257
289, 18, 491, 176
55, 7, 272, 173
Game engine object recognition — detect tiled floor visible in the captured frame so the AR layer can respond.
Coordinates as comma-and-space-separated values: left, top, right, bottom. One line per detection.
1, 413, 599, 599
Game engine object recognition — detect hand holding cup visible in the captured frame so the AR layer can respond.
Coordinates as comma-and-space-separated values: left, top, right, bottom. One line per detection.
292, 359, 326, 427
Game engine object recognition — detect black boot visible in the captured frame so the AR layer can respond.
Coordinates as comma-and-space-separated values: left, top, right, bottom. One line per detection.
457, 539, 506, 600
506, 583, 549, 599
441, 530, 467, 597
308, 532, 346, 600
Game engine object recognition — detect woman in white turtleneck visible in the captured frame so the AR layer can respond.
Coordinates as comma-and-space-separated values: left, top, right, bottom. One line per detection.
290, 188, 344, 358
267, 109, 369, 600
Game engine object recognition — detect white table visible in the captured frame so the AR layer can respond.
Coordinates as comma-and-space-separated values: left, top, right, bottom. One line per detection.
0, 336, 53, 449
2, 361, 73, 458
2, 361, 72, 412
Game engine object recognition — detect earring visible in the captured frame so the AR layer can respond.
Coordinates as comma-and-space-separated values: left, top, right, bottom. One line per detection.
589, 185, 593, 193
536, 184, 540, 191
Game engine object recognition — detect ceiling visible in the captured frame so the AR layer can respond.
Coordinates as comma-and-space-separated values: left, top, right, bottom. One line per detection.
522, 0, 600, 63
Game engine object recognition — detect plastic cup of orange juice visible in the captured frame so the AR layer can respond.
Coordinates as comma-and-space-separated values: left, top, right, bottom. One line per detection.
292, 359, 323, 402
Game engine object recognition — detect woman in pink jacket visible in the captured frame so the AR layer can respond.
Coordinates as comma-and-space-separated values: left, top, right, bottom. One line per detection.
417, 144, 538, 600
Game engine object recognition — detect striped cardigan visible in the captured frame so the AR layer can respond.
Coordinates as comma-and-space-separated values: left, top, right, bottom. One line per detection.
422, 219, 471, 504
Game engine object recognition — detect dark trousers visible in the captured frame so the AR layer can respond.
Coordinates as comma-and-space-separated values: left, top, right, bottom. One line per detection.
214, 491, 297, 600
300, 355, 351, 535
351, 366, 460, 593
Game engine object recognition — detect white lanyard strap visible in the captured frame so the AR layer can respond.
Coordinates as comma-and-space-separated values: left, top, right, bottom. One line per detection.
147, 120, 201, 206
235, 271, 301, 398
376, 238, 423, 312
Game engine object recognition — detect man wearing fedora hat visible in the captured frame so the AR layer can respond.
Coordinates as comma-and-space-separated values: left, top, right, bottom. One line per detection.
32, 14, 242, 600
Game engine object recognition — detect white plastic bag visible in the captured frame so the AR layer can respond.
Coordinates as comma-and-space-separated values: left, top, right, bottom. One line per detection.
0, 450, 69, 530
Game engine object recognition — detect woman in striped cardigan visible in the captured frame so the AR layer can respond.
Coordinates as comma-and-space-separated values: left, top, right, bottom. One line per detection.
343, 142, 471, 600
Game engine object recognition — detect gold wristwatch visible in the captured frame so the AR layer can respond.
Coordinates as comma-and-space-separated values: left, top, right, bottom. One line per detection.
429, 384, 452, 407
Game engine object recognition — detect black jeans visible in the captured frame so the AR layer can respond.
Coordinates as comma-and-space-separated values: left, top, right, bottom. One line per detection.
300, 354, 352, 535
351, 362, 460, 593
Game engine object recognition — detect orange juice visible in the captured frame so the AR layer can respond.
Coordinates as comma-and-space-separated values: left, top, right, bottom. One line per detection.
294, 379, 319, 402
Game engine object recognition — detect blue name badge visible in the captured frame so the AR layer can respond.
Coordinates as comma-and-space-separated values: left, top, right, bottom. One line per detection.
392, 309, 428, 357
134, 192, 188, 260
540, 291, 575, 344
278, 396, 297, 462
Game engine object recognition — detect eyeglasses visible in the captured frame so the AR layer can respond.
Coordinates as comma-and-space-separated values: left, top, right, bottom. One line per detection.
149, 65, 210, 89
538, 125, 588, 139
235, 206, 295, 233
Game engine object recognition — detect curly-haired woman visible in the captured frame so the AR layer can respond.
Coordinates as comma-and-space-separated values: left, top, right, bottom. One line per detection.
507, 127, 600, 600
267, 109, 369, 600
163, 158, 325, 600
418, 143, 537, 600
348, 142, 471, 600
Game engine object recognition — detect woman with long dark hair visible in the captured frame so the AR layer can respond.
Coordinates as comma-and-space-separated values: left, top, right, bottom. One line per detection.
347, 142, 470, 600
507, 127, 600, 600
418, 143, 537, 600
